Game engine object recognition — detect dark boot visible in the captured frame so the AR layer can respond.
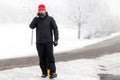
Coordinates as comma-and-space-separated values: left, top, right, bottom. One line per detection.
41, 74, 47, 78
49, 73, 57, 79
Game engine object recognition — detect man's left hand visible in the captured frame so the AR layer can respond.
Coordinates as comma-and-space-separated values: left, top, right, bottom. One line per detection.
53, 40, 58, 46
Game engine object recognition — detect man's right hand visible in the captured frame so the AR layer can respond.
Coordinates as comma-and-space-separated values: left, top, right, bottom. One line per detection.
36, 13, 39, 18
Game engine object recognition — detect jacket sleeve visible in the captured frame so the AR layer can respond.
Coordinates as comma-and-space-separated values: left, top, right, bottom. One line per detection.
51, 17, 59, 41
29, 17, 38, 29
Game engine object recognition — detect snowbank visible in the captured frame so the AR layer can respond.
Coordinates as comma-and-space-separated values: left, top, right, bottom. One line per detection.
0, 24, 120, 60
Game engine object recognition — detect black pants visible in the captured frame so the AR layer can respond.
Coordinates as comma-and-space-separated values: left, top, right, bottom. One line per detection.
36, 43, 56, 75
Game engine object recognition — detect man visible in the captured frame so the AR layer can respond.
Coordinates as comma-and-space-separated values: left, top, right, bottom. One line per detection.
29, 4, 59, 79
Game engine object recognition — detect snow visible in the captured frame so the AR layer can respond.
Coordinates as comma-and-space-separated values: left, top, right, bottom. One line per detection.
0, 0, 120, 79
1, 52, 120, 80
97, 53, 120, 75
0, 24, 37, 60
0, 0, 120, 60
0, 59, 100, 80
0, 23, 120, 60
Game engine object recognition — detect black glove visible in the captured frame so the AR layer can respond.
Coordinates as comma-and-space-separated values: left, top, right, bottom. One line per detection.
53, 40, 58, 46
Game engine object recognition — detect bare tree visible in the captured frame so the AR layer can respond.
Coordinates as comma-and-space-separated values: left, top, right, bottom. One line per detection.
69, 0, 91, 39
69, 0, 112, 39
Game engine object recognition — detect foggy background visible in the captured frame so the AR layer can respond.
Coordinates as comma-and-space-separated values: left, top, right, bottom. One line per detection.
0, 0, 120, 59
0, 0, 120, 38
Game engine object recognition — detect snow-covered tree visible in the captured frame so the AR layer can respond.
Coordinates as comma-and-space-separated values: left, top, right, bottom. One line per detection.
68, 0, 115, 39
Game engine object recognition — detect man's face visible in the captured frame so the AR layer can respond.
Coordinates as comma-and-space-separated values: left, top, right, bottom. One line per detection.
38, 9, 46, 15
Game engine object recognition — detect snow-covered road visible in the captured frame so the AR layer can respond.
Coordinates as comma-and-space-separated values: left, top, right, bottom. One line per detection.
0, 53, 120, 80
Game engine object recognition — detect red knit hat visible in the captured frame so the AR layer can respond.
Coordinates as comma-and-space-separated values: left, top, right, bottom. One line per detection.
38, 4, 46, 10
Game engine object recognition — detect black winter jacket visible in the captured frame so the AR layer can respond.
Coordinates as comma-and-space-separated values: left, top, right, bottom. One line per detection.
30, 13, 59, 43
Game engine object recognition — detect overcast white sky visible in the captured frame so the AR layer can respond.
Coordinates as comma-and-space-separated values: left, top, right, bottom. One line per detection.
0, 0, 119, 15
106, 0, 120, 16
